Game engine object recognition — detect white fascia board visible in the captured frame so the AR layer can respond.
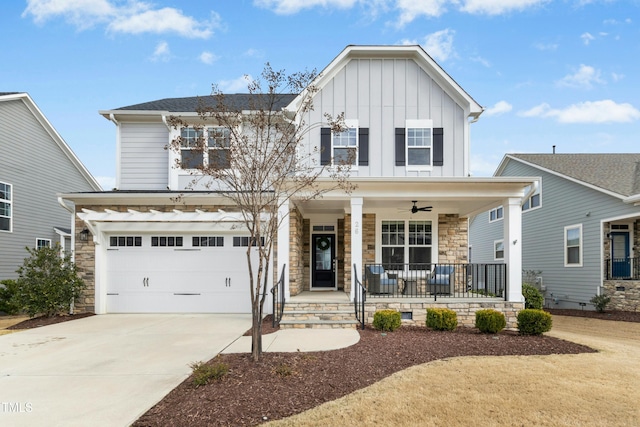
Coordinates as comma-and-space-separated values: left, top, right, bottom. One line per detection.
500, 154, 628, 201
3, 93, 102, 191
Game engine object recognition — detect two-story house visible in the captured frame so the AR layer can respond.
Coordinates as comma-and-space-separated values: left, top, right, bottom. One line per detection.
0, 92, 101, 280
61, 46, 535, 327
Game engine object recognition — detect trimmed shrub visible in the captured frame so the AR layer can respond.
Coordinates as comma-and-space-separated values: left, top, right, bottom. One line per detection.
426, 308, 457, 331
372, 309, 401, 332
517, 309, 552, 335
190, 359, 229, 387
0, 279, 21, 315
475, 309, 506, 334
590, 294, 611, 313
522, 283, 544, 310
14, 246, 86, 318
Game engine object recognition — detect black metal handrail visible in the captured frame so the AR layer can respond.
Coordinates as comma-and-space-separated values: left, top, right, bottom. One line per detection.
363, 263, 507, 300
605, 257, 640, 280
353, 263, 366, 330
271, 264, 286, 328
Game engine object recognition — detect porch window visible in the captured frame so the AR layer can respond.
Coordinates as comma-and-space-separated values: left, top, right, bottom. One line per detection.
0, 181, 11, 232
564, 224, 582, 267
36, 238, 51, 249
494, 240, 504, 260
381, 220, 432, 270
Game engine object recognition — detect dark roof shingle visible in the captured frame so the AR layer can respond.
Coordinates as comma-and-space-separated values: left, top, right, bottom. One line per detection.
115, 94, 297, 112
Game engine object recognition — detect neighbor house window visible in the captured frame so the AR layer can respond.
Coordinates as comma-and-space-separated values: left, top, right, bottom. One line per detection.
0, 182, 11, 232
406, 120, 432, 168
381, 220, 432, 270
564, 224, 582, 267
332, 127, 358, 166
494, 240, 504, 260
489, 206, 503, 222
522, 183, 541, 212
36, 238, 51, 249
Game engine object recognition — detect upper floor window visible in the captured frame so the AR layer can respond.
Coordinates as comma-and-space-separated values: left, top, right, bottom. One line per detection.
564, 224, 582, 267
522, 183, 541, 212
180, 127, 231, 170
0, 182, 11, 232
489, 206, 503, 222
406, 120, 432, 168
332, 127, 358, 166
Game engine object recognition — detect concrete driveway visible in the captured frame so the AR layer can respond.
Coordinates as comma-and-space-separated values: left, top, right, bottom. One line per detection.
0, 314, 251, 427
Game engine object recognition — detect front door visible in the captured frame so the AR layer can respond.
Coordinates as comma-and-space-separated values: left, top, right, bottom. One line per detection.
611, 232, 631, 278
312, 234, 336, 289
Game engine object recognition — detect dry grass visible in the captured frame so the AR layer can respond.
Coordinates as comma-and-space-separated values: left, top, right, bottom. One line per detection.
266, 316, 640, 427
0, 315, 29, 335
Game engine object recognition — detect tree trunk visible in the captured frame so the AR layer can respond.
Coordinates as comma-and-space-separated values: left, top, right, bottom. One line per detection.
251, 309, 263, 361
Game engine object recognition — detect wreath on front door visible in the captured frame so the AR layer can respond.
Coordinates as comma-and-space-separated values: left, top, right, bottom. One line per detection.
316, 237, 331, 251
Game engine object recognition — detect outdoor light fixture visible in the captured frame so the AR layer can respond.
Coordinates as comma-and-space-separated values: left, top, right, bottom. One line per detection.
79, 227, 90, 242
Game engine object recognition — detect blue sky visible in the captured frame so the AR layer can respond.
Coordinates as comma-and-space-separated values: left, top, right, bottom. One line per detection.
3, 1, 639, 189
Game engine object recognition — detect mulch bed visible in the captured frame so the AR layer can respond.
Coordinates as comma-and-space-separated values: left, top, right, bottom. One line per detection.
546, 308, 640, 323
6, 312, 94, 329
134, 325, 596, 427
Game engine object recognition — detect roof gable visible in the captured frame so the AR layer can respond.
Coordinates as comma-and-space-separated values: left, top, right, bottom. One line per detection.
497, 153, 640, 198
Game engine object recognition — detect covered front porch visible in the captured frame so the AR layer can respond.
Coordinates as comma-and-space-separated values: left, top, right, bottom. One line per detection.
603, 217, 640, 311
273, 177, 537, 328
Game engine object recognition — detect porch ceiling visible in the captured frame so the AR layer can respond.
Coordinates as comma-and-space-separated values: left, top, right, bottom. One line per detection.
296, 177, 539, 217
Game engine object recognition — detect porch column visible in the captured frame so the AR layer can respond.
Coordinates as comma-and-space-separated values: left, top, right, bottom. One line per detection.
350, 197, 363, 301
503, 197, 523, 302
277, 199, 290, 300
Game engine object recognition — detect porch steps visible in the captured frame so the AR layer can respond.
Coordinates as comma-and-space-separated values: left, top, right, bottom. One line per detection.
280, 302, 359, 329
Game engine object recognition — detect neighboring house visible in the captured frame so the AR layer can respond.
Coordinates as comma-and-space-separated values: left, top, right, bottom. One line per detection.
470, 153, 640, 312
0, 92, 101, 280
61, 46, 535, 326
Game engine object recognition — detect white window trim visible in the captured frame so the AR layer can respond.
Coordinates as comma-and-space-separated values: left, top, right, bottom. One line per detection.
331, 119, 359, 169
36, 238, 52, 249
405, 119, 433, 171
0, 181, 12, 233
564, 224, 583, 267
494, 239, 504, 261
378, 218, 435, 274
489, 206, 503, 223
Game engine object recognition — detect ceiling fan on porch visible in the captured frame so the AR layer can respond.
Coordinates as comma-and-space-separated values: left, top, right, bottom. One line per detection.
410, 200, 432, 213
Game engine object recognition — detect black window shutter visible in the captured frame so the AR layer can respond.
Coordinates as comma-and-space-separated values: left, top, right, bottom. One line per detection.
359, 128, 369, 166
320, 128, 331, 165
395, 128, 405, 166
433, 127, 444, 166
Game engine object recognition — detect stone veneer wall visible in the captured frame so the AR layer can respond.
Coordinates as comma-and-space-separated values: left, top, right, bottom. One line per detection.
603, 281, 640, 312
365, 301, 524, 330
72, 203, 237, 313
438, 214, 468, 263
288, 206, 305, 296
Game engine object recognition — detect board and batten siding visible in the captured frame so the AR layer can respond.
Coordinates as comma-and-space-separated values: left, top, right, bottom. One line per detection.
490, 159, 640, 308
118, 122, 168, 190
305, 58, 468, 178
0, 98, 96, 279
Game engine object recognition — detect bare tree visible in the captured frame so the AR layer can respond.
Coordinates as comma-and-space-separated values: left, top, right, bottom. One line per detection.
167, 64, 353, 361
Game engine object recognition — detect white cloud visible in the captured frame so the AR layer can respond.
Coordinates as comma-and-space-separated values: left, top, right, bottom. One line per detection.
253, 0, 357, 15
151, 41, 171, 62
581, 32, 595, 45
611, 72, 624, 82
23, 0, 220, 38
556, 64, 605, 89
519, 100, 640, 124
402, 29, 456, 63
243, 48, 264, 58
469, 153, 503, 177
533, 42, 558, 51
459, 0, 549, 15
484, 101, 513, 116
199, 51, 219, 65
394, 0, 448, 26
217, 75, 254, 93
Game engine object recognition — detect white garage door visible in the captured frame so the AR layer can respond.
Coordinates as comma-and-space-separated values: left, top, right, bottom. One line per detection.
106, 234, 258, 313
